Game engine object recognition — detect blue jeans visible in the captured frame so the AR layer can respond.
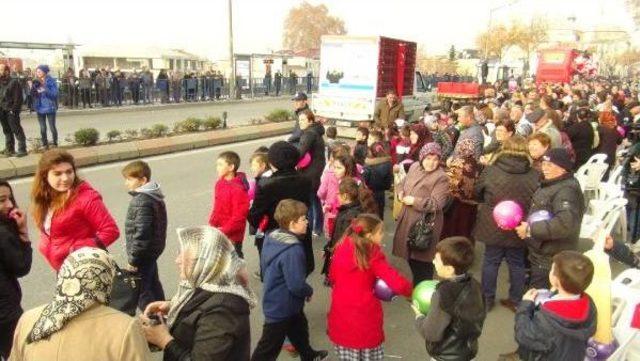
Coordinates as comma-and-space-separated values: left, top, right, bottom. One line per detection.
308, 193, 323, 235
481, 245, 526, 304
137, 261, 165, 312
37, 112, 58, 146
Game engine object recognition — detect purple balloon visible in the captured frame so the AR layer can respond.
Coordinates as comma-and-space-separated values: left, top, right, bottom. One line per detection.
527, 210, 553, 224
493, 200, 524, 230
585, 338, 618, 361
534, 289, 553, 306
374, 279, 396, 302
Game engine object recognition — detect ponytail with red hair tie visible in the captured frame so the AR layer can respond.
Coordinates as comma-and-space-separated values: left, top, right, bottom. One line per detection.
351, 219, 363, 234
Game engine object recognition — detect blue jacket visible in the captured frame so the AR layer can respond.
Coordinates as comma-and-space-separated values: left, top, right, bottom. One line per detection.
32, 76, 58, 114
261, 229, 313, 323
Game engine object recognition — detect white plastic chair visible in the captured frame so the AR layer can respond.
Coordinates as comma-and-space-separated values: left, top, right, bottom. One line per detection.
610, 269, 640, 360
589, 182, 628, 241
576, 160, 610, 204
608, 165, 625, 186
580, 198, 628, 239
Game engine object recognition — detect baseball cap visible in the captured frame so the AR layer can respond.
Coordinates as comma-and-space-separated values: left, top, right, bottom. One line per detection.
291, 92, 308, 101
542, 148, 574, 172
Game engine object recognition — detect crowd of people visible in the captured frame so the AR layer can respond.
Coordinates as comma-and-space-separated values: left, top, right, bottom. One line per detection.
1, 72, 640, 361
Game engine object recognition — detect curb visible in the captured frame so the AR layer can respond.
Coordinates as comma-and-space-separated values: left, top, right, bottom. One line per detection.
21, 95, 294, 119
0, 121, 295, 180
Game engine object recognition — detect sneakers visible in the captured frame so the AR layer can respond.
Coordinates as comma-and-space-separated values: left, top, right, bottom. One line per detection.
313, 350, 329, 360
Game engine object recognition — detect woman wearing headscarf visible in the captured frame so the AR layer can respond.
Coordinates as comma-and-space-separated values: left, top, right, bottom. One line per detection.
406, 123, 432, 164
441, 138, 482, 242
393, 143, 450, 285
140, 226, 256, 361
9, 248, 151, 361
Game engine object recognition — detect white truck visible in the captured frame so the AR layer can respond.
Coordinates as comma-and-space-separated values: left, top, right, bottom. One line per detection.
311, 35, 433, 134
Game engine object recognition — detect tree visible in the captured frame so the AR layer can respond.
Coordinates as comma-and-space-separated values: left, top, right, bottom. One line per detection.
508, 18, 548, 74
449, 45, 456, 61
475, 24, 511, 60
283, 2, 346, 52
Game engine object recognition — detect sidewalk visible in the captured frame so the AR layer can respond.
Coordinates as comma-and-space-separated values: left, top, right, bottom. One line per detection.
0, 121, 294, 179
21, 94, 296, 118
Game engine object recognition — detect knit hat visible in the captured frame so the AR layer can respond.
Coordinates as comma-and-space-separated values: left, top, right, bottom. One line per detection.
419, 142, 442, 161
542, 148, 574, 172
36, 64, 50, 74
268, 141, 300, 170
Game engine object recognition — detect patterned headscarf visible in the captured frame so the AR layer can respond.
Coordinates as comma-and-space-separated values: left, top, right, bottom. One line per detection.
28, 248, 116, 343
167, 226, 257, 327
419, 142, 442, 161
455, 138, 480, 160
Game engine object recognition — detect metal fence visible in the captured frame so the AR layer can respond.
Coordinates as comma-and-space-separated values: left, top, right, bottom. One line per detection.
52, 76, 320, 109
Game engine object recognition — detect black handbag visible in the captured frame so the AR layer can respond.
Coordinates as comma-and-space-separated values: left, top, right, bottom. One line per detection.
94, 239, 141, 316
407, 211, 436, 251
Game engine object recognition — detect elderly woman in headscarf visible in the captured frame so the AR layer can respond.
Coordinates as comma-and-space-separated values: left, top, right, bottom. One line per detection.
441, 138, 482, 242
140, 226, 256, 361
393, 142, 450, 285
9, 248, 151, 361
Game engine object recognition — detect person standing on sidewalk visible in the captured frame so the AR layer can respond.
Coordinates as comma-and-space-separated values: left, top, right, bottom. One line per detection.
31, 65, 59, 149
0, 64, 27, 157
78, 69, 93, 109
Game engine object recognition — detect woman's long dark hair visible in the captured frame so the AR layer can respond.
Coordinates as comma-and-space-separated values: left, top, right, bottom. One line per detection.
0, 180, 18, 227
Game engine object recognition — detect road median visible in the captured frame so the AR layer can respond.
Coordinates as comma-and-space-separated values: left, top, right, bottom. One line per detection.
0, 121, 294, 180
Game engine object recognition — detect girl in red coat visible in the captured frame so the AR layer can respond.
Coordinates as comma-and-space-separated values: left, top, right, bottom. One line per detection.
328, 214, 412, 361
31, 149, 119, 271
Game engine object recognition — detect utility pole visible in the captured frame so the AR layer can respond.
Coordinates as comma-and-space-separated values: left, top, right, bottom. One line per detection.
228, 0, 236, 99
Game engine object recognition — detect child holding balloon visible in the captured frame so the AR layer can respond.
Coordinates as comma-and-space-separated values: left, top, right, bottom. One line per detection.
327, 214, 412, 361
413, 237, 486, 361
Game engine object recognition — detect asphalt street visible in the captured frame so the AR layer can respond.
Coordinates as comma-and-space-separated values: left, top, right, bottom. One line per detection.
13, 98, 291, 146
11, 136, 622, 361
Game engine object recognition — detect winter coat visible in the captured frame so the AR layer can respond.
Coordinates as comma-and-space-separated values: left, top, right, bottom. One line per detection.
297, 122, 326, 192
9, 304, 151, 361
473, 155, 539, 248
209, 173, 250, 244
393, 163, 450, 263
317, 166, 340, 220
32, 76, 58, 114
164, 288, 250, 361
0, 220, 32, 324
261, 229, 313, 323
362, 157, 392, 192
288, 104, 310, 144
38, 182, 120, 271
565, 120, 594, 169
328, 236, 412, 348
596, 126, 622, 167
525, 174, 584, 268
0, 75, 24, 112
124, 182, 167, 267
417, 274, 486, 361
516, 294, 596, 361
374, 99, 405, 129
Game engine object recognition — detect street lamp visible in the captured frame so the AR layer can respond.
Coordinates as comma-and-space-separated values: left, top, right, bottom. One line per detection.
228, 0, 236, 99
484, 0, 520, 60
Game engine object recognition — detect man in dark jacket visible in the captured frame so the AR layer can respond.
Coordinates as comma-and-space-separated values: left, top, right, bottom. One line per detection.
0, 64, 27, 157
297, 115, 326, 236
248, 141, 314, 274
122, 161, 167, 311
288, 92, 310, 144
565, 107, 594, 170
516, 148, 585, 289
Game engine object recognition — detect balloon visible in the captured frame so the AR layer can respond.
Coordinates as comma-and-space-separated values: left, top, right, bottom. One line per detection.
492, 200, 524, 230
412, 280, 439, 314
296, 152, 311, 169
374, 279, 396, 302
534, 289, 554, 306
527, 210, 553, 224
585, 338, 618, 361
617, 126, 626, 138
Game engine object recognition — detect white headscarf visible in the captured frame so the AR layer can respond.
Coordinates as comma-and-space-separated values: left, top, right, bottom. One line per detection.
28, 247, 116, 343
167, 226, 257, 327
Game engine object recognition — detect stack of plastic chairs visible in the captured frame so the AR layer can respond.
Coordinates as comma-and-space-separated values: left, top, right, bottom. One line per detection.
576, 154, 610, 204
610, 269, 640, 360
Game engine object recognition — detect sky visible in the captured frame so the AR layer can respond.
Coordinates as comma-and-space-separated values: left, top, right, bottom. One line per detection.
1, 0, 636, 61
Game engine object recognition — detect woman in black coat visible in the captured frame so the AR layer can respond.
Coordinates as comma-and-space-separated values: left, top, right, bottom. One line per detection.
0, 180, 32, 359
296, 109, 326, 236
565, 108, 594, 170
472, 136, 538, 312
597, 111, 623, 178
141, 226, 255, 361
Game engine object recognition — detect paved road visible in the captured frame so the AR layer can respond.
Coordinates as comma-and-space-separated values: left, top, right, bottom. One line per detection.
13, 98, 291, 146
11, 137, 622, 360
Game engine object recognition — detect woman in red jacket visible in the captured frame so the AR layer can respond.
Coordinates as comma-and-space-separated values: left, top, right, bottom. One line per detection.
328, 214, 412, 361
31, 149, 119, 271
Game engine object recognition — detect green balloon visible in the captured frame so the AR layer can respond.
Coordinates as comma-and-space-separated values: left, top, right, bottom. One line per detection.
412, 280, 439, 314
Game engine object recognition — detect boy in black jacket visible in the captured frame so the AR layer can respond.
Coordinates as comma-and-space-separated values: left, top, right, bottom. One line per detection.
122, 160, 167, 311
414, 237, 486, 361
515, 250, 596, 361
